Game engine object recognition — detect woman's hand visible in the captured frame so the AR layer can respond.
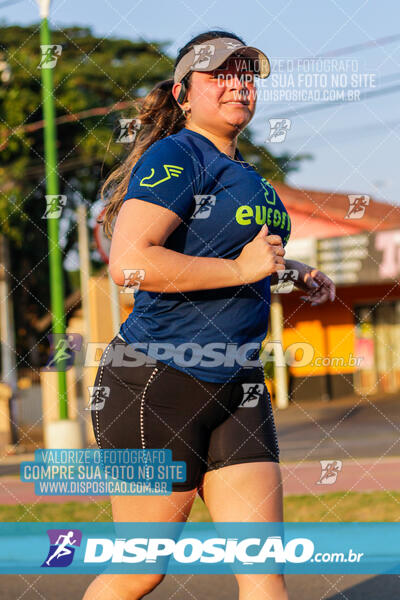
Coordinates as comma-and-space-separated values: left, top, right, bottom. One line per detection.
235, 224, 286, 284
288, 260, 336, 305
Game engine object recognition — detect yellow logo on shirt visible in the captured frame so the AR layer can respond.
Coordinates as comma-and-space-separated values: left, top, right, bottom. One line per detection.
260, 177, 276, 205
234, 177, 291, 244
139, 164, 184, 187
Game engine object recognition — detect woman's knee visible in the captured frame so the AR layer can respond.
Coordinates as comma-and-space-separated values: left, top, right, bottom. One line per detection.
120, 573, 165, 596
85, 572, 165, 600
235, 572, 287, 594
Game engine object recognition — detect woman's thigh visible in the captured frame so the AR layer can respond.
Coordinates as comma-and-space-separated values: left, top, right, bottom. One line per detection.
199, 461, 284, 521
199, 463, 287, 597
110, 487, 197, 523
85, 490, 198, 599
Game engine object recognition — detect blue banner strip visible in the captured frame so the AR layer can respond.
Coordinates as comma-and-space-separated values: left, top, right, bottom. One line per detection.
0, 522, 400, 574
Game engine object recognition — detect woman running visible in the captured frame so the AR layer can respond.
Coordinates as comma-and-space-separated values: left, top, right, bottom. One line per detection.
84, 29, 335, 600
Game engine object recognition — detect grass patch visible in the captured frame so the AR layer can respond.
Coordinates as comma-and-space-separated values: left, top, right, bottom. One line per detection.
284, 491, 400, 522
0, 491, 399, 522
0, 500, 113, 522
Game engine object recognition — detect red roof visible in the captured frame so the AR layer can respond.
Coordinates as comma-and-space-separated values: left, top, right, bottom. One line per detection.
273, 182, 400, 239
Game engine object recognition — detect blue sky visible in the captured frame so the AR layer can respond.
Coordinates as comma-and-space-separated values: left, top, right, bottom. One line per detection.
2, 0, 400, 206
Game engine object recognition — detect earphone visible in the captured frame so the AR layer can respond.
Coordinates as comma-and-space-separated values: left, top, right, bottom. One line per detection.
177, 78, 188, 105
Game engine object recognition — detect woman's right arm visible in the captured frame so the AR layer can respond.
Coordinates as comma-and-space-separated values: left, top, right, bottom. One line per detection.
109, 198, 285, 293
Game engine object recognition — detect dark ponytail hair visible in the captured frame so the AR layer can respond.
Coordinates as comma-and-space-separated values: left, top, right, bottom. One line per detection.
100, 29, 246, 238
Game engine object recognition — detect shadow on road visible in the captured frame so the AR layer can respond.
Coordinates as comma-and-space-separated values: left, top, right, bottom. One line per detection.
326, 574, 400, 599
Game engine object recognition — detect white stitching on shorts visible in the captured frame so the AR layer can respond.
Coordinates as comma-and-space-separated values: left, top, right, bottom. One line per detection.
140, 366, 159, 449
267, 389, 279, 452
94, 342, 113, 450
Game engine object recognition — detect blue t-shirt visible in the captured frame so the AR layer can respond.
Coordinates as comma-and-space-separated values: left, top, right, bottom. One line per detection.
119, 127, 291, 383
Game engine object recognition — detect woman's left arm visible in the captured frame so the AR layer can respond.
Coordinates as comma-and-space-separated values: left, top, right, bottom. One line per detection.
271, 258, 336, 305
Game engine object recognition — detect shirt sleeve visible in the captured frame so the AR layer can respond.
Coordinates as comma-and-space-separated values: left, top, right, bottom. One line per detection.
123, 137, 199, 220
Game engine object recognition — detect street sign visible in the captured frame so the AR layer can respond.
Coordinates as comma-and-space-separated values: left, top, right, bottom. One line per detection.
317, 228, 400, 285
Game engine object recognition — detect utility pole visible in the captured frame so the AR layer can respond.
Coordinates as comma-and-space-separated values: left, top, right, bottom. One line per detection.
77, 204, 91, 342
36, 0, 68, 419
270, 294, 289, 409
36, 1, 82, 448
0, 235, 18, 444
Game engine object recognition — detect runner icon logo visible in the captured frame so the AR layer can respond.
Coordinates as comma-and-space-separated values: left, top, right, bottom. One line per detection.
272, 269, 299, 294
267, 119, 291, 143
45, 333, 83, 372
345, 195, 370, 219
41, 529, 82, 568
317, 460, 343, 485
191, 195, 216, 219
86, 386, 110, 411
192, 44, 216, 69
239, 383, 264, 407
38, 45, 62, 69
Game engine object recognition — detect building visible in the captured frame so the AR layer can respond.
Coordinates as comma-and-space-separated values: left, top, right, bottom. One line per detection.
274, 183, 400, 401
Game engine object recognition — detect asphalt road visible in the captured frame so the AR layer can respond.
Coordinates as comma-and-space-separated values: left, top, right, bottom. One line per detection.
275, 391, 400, 463
1, 573, 400, 600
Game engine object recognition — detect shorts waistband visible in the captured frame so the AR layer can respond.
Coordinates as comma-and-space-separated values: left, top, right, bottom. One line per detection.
112, 332, 264, 386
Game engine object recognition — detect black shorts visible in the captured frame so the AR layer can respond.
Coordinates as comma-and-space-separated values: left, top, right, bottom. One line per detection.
91, 335, 279, 492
